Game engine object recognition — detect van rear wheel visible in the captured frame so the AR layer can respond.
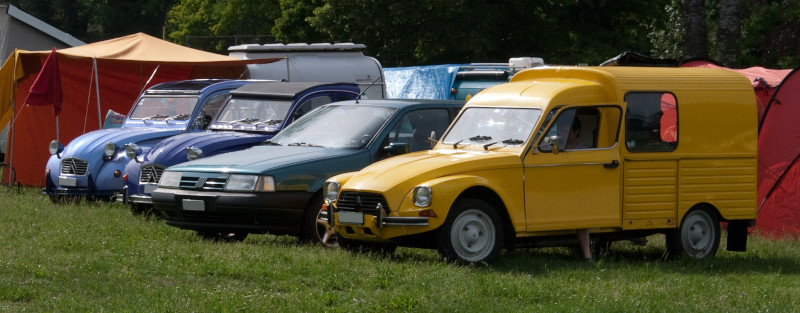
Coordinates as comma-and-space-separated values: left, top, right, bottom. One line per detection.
438, 199, 503, 265
666, 208, 720, 259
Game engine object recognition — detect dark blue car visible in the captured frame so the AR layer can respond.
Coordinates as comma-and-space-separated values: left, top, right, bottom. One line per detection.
151, 99, 464, 246
119, 82, 361, 213
44, 79, 258, 201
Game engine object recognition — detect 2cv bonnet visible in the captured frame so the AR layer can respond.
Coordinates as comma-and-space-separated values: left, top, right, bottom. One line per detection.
325, 66, 759, 264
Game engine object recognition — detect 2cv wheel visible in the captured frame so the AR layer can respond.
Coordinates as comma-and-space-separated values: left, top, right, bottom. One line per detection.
438, 199, 504, 265
666, 208, 720, 259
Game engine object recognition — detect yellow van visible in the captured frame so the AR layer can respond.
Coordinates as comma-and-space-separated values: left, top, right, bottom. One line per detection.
324, 66, 758, 264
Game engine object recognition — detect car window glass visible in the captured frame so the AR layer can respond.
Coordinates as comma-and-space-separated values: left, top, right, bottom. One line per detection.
129, 96, 199, 120
387, 109, 450, 152
625, 92, 678, 152
294, 96, 332, 121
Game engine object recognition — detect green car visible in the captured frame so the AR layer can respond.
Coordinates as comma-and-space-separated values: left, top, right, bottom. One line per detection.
151, 99, 464, 246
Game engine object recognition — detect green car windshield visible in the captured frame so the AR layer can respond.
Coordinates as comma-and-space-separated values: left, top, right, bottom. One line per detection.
269, 105, 396, 149
442, 107, 542, 146
129, 96, 199, 120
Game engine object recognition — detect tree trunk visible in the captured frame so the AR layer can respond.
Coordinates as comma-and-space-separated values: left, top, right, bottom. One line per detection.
681, 0, 708, 59
718, 0, 742, 67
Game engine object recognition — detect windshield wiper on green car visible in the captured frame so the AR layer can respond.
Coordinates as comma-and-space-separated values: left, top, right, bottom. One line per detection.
253, 119, 282, 126
262, 140, 281, 146
469, 135, 492, 141
287, 142, 325, 147
501, 138, 525, 145
229, 117, 259, 125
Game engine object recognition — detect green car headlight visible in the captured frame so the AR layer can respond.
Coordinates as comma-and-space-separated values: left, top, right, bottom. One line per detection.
225, 175, 275, 192
413, 186, 432, 207
323, 181, 340, 202
158, 171, 181, 188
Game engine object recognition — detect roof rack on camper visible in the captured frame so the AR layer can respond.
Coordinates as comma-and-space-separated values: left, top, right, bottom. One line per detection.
228, 43, 386, 100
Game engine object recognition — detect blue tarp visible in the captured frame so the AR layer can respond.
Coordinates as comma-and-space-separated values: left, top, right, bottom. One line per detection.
385, 64, 464, 99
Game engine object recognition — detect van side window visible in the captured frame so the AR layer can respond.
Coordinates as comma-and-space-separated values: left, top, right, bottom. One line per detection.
294, 96, 332, 121
543, 107, 609, 151
625, 92, 678, 152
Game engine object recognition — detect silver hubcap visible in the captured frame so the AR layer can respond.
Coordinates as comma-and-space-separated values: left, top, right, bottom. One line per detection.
450, 209, 495, 262
682, 211, 715, 258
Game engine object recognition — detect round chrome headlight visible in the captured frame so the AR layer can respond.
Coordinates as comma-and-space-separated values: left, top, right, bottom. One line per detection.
125, 143, 141, 159
48, 140, 63, 155
186, 146, 203, 161
103, 141, 117, 157
413, 186, 432, 207
324, 181, 340, 202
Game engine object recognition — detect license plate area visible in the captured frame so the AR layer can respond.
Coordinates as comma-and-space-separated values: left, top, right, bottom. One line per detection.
338, 211, 364, 225
143, 184, 157, 194
182, 199, 205, 211
58, 176, 77, 187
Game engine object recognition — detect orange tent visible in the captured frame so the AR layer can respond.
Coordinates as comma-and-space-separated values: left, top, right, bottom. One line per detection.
0, 32, 278, 186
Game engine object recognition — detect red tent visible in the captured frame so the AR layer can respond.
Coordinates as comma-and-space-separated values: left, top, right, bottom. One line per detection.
684, 60, 799, 238
0, 33, 277, 186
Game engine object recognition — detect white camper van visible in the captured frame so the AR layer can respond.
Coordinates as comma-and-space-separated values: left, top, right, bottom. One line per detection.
229, 43, 386, 100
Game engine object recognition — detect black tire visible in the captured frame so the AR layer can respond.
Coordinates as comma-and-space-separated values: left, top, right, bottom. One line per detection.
438, 198, 504, 265
299, 195, 338, 247
666, 208, 720, 259
197, 231, 247, 242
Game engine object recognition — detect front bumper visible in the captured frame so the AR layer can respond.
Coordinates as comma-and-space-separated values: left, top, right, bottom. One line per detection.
332, 203, 430, 241
152, 188, 314, 235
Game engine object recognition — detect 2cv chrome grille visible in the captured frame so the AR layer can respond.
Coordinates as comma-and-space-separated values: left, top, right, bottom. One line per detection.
337, 191, 389, 214
60, 158, 89, 175
139, 165, 165, 183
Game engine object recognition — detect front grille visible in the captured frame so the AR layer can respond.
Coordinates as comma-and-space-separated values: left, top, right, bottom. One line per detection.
139, 165, 165, 183
60, 158, 89, 175
337, 192, 389, 215
179, 175, 228, 191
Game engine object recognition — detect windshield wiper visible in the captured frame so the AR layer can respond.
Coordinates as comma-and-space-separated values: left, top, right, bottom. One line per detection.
253, 119, 282, 126
469, 135, 492, 141
166, 113, 190, 121
229, 117, 259, 125
287, 142, 325, 147
452, 139, 465, 149
142, 114, 168, 121
483, 142, 498, 151
501, 138, 525, 145
262, 140, 281, 146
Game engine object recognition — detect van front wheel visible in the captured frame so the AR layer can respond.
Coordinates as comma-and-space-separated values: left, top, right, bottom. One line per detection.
438, 199, 503, 265
666, 208, 720, 259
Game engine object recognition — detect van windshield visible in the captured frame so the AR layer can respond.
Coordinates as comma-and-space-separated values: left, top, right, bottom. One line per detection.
442, 107, 541, 146
129, 96, 199, 121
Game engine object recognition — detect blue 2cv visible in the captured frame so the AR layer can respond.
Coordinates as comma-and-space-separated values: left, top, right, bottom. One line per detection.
119, 82, 361, 214
44, 80, 257, 201
151, 99, 464, 246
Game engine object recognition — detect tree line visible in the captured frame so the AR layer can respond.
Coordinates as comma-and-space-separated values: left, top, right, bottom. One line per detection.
7, 0, 799, 68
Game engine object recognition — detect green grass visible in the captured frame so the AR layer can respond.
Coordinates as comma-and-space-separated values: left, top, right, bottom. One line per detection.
1, 187, 799, 312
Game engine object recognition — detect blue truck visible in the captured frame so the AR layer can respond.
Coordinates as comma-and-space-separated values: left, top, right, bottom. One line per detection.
44, 79, 258, 201
119, 82, 361, 214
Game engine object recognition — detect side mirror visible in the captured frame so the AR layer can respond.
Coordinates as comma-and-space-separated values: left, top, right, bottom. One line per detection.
383, 142, 410, 156
427, 131, 438, 148
538, 135, 561, 154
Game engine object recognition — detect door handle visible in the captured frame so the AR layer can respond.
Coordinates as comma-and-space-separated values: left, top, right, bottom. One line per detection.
603, 160, 619, 169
